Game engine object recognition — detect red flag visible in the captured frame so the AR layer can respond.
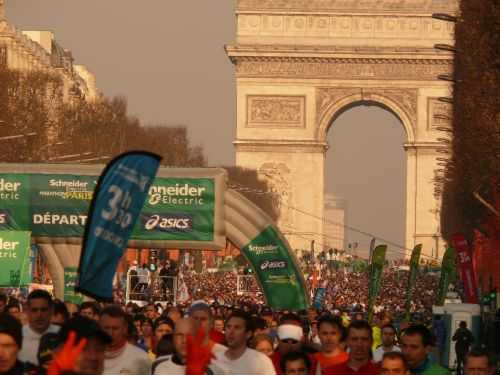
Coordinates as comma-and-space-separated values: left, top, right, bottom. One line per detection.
452, 233, 479, 304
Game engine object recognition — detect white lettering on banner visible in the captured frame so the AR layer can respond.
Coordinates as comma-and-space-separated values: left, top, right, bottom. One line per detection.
33, 213, 87, 225
0, 178, 21, 200
100, 185, 133, 229
49, 179, 89, 189
260, 260, 287, 270
94, 226, 124, 247
144, 215, 191, 230
248, 244, 279, 255
0, 238, 19, 259
148, 183, 206, 206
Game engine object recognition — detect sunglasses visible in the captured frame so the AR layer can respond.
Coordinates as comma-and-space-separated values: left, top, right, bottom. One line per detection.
280, 339, 299, 345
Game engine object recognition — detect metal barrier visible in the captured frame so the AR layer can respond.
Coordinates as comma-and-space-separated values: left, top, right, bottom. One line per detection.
125, 273, 177, 305
236, 275, 260, 296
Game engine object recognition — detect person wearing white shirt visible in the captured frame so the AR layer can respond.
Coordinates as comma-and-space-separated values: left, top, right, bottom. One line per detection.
18, 289, 59, 366
100, 305, 151, 375
214, 310, 276, 375
154, 318, 226, 375
373, 324, 401, 363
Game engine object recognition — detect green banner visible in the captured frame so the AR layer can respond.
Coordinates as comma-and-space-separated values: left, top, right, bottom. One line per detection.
368, 244, 387, 323
405, 244, 422, 321
64, 267, 84, 304
242, 225, 308, 310
436, 245, 456, 306
0, 175, 30, 231
0, 231, 32, 286
31, 174, 95, 237
132, 178, 215, 241
0, 173, 216, 242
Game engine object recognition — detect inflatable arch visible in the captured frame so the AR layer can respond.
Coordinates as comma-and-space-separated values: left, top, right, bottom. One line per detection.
0, 163, 308, 310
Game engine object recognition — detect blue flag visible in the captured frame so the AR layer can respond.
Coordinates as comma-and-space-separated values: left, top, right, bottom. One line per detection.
313, 287, 326, 309
76, 151, 161, 301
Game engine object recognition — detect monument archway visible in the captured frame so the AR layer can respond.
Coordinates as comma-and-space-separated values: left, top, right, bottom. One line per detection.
226, 0, 457, 258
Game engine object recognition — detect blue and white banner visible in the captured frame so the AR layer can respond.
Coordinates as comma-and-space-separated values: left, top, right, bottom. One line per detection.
76, 151, 161, 301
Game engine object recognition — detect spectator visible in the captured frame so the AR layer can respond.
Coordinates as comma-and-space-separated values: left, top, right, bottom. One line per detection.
464, 348, 495, 375
19, 289, 59, 366
374, 324, 401, 363
189, 300, 224, 345
453, 321, 474, 375
250, 334, 274, 357
381, 352, 410, 375
6, 304, 21, 322
314, 314, 348, 371
214, 310, 276, 374
51, 300, 69, 326
80, 301, 101, 321
280, 351, 312, 375
0, 313, 24, 374
324, 320, 379, 375
401, 324, 448, 375
99, 305, 151, 375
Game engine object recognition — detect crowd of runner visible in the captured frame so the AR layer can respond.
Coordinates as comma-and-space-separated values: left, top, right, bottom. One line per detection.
0, 287, 495, 375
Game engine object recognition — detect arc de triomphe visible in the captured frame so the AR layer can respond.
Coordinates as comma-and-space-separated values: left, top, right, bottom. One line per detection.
226, 0, 456, 259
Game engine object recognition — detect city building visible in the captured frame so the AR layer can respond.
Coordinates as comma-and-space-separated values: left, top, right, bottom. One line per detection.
0, 1, 98, 101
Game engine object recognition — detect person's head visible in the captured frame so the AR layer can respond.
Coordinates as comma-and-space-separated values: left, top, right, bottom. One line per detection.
154, 317, 175, 342
172, 318, 196, 361
166, 306, 182, 323
401, 324, 433, 369
459, 321, 467, 329
143, 304, 157, 320
189, 301, 213, 333
58, 315, 112, 375
225, 310, 253, 350
26, 289, 53, 334
213, 316, 225, 333
253, 316, 270, 335
5, 304, 21, 322
51, 300, 69, 326
250, 334, 274, 357
0, 313, 22, 373
381, 351, 410, 375
133, 314, 145, 336
65, 302, 79, 318
280, 351, 312, 375
261, 307, 274, 325
277, 324, 303, 355
99, 305, 128, 351
156, 333, 174, 357
317, 314, 346, 354
464, 348, 496, 375
80, 302, 100, 321
141, 318, 154, 337
346, 320, 373, 364
381, 324, 397, 348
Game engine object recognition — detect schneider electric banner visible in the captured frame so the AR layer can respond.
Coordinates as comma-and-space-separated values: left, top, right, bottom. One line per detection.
0, 231, 32, 286
0, 165, 226, 249
242, 225, 308, 310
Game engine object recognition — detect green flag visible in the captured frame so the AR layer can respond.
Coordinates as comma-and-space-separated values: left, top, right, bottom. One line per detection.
436, 245, 456, 305
0, 231, 32, 286
368, 244, 387, 323
405, 244, 422, 321
242, 225, 308, 310
64, 267, 84, 304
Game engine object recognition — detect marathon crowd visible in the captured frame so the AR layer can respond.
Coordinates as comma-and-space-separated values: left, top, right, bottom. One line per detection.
0, 287, 496, 375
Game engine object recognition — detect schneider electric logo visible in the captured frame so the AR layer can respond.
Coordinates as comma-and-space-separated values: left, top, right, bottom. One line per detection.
260, 260, 287, 271
0, 178, 22, 200
148, 183, 206, 206
143, 213, 193, 232
248, 244, 279, 255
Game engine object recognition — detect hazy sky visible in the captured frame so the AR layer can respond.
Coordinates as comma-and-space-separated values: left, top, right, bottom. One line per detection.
6, 1, 408, 258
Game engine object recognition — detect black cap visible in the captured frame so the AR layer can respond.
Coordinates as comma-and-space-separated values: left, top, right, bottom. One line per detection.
0, 313, 22, 348
261, 307, 273, 316
58, 316, 112, 345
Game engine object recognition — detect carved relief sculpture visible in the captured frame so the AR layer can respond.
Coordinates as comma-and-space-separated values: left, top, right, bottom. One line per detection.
258, 162, 293, 225
247, 95, 305, 128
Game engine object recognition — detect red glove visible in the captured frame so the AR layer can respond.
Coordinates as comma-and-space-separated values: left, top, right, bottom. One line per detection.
186, 327, 215, 375
47, 331, 87, 375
